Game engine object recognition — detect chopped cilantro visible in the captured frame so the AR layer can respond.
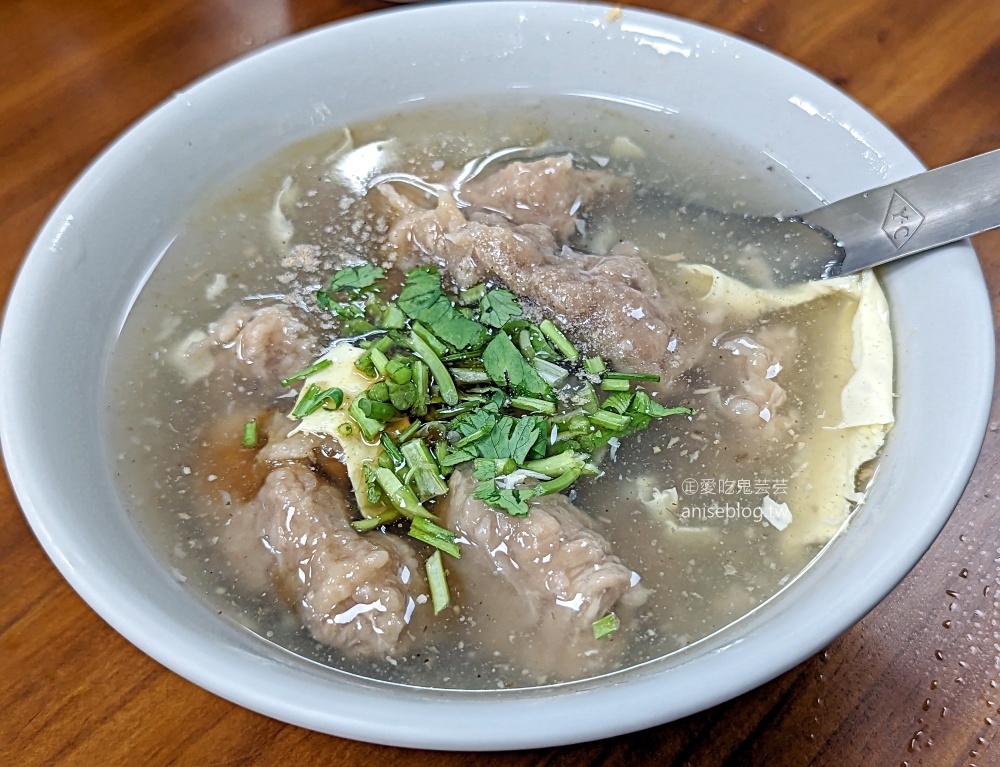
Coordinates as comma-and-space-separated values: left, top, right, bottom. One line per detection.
593, 612, 621, 639
397, 267, 487, 350
408, 517, 461, 559
326, 264, 385, 293
479, 289, 522, 328
475, 416, 543, 464
426, 550, 451, 614
471, 459, 537, 517
481, 332, 551, 398
290, 384, 344, 419
280, 358, 333, 387
241, 419, 258, 449
284, 260, 701, 635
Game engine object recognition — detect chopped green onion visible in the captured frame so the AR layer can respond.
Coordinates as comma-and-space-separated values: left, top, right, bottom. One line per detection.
627, 390, 697, 419
370, 347, 391, 377
400, 438, 449, 501
348, 398, 384, 442
434, 401, 479, 418
354, 335, 392, 377
534, 466, 583, 496
583, 356, 606, 375
402, 331, 459, 406
291, 384, 344, 418
516, 329, 536, 360
440, 348, 484, 363
479, 457, 517, 476
426, 550, 451, 614
600, 377, 632, 392
241, 419, 258, 448
531, 357, 569, 387
362, 463, 383, 506
411, 359, 429, 416
592, 612, 620, 639
459, 283, 487, 305
572, 382, 600, 414
368, 381, 390, 402
395, 419, 423, 444
351, 509, 401, 532
388, 381, 417, 411
509, 396, 557, 415
379, 304, 406, 329
589, 409, 632, 430
408, 517, 460, 558
603, 371, 662, 382
523, 449, 586, 477
373, 466, 435, 520
539, 319, 579, 361
379, 432, 405, 468
385, 359, 412, 384
280, 358, 333, 386
435, 440, 454, 472
358, 397, 400, 422
337, 422, 354, 439
450, 368, 493, 384
410, 321, 449, 357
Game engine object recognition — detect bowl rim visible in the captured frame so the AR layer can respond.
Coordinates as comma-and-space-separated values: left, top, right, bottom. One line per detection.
1, 0, 995, 750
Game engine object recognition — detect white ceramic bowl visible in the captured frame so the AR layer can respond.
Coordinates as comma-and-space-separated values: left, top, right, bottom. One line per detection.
1, 1, 994, 750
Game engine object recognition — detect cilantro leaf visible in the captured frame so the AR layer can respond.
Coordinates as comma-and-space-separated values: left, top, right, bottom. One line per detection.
471, 458, 499, 482
452, 408, 499, 440
397, 267, 487, 350
471, 458, 541, 517
472, 481, 532, 517
475, 416, 541, 464
326, 264, 385, 293
602, 391, 634, 415
439, 447, 477, 467
481, 332, 551, 398
479, 289, 522, 328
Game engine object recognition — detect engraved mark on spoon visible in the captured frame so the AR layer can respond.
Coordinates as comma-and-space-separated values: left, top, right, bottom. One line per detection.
882, 190, 924, 249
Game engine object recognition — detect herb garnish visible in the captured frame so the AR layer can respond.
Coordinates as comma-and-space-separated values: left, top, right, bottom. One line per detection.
592, 612, 621, 639
284, 264, 695, 598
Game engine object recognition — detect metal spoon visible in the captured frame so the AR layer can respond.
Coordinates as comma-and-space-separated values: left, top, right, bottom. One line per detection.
799, 148, 1000, 278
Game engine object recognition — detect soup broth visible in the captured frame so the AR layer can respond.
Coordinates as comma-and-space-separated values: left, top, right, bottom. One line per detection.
108, 95, 890, 689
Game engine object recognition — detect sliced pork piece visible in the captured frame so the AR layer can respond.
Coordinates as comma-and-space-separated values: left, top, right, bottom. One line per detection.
698, 323, 799, 433
211, 303, 317, 381
214, 463, 430, 659
441, 471, 648, 682
171, 303, 318, 385
461, 155, 630, 242
387, 192, 706, 381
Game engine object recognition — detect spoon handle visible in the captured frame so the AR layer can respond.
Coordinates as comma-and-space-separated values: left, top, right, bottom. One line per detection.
801, 148, 1000, 276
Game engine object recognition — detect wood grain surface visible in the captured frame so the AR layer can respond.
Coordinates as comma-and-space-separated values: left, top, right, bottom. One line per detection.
2, 1, 1000, 765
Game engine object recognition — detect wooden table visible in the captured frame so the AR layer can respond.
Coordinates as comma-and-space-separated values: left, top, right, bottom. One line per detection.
2, 1, 999, 764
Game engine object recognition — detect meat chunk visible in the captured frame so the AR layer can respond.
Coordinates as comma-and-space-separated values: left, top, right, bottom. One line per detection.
387, 191, 705, 381
461, 155, 630, 241
698, 323, 799, 433
441, 471, 648, 682
216, 464, 430, 659
210, 303, 317, 381
170, 303, 317, 385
